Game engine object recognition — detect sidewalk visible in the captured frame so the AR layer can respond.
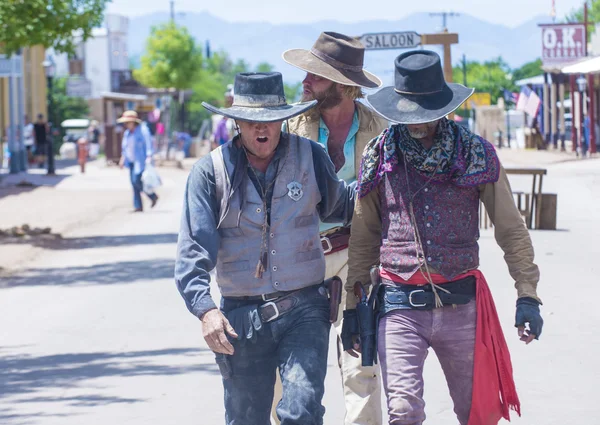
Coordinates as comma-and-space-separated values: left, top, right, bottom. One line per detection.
496, 145, 596, 167
0, 159, 185, 272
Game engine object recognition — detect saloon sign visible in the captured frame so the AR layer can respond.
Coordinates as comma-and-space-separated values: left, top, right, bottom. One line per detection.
540, 23, 586, 65
359, 31, 422, 50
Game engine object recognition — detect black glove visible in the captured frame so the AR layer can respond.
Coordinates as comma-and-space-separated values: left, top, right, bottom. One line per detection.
515, 297, 543, 340
341, 309, 359, 351
226, 305, 263, 344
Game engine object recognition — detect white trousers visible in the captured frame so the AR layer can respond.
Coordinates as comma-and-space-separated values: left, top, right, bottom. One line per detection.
271, 248, 382, 425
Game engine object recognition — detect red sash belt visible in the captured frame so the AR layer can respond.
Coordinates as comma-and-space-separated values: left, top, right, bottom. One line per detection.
380, 268, 521, 425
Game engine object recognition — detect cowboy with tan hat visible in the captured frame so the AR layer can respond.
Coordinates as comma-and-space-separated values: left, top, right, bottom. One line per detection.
273, 31, 388, 425
118, 110, 158, 212
175, 72, 356, 425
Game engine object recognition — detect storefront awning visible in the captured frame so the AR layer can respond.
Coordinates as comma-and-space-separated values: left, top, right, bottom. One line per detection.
99, 91, 147, 101
515, 75, 545, 86
561, 56, 600, 74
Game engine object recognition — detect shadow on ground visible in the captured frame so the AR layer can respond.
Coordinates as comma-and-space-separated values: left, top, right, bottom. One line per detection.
0, 233, 178, 250
0, 347, 216, 422
1, 258, 175, 288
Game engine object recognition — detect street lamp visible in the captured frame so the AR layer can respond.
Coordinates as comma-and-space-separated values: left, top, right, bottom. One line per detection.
42, 57, 56, 175
576, 75, 587, 92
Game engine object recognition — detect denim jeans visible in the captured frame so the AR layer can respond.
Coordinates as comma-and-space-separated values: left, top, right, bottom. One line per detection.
378, 299, 477, 425
220, 285, 330, 425
129, 164, 156, 210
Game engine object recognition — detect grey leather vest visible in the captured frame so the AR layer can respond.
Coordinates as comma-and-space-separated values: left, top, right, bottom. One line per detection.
211, 134, 325, 297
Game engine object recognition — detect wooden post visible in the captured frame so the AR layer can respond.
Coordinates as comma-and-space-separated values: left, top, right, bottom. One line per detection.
550, 81, 558, 148
543, 78, 550, 145
559, 82, 566, 150
421, 32, 459, 120
589, 73, 596, 153
421, 33, 458, 83
570, 74, 577, 150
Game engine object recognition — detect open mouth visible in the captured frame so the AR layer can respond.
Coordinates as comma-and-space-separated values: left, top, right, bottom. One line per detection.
257, 136, 268, 144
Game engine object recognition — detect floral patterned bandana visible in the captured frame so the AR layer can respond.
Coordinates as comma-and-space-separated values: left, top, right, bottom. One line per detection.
357, 118, 500, 198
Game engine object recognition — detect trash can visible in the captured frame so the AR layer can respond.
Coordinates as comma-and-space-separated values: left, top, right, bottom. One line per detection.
538, 193, 557, 230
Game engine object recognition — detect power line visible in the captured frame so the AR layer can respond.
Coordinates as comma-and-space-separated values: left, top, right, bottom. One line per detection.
429, 11, 460, 32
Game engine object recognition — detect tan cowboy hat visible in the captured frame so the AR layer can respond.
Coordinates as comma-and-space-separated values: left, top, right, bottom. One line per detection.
283, 32, 382, 88
117, 110, 142, 124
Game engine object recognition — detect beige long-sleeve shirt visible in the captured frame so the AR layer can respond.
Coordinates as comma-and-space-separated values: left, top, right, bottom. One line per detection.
345, 165, 541, 309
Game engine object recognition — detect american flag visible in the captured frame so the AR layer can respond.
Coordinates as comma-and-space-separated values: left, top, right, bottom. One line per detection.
503, 89, 519, 104
516, 86, 541, 117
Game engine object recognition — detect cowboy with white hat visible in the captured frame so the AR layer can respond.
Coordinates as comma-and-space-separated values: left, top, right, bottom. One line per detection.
176, 72, 356, 425
345, 50, 543, 425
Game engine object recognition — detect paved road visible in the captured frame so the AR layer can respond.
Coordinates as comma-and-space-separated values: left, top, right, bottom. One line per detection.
1, 156, 599, 424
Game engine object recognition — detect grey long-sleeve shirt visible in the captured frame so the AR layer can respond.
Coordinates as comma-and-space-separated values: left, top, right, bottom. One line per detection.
175, 135, 355, 318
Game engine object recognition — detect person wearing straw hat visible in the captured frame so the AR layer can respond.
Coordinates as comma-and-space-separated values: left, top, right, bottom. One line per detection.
175, 72, 356, 425
344, 50, 543, 425
118, 110, 158, 212
277, 31, 387, 425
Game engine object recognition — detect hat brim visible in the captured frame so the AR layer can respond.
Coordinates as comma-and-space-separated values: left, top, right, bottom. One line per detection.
282, 48, 382, 89
116, 117, 142, 124
365, 83, 475, 124
201, 100, 317, 123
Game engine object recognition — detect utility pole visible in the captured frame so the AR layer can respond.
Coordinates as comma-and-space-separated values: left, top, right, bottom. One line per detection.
462, 54, 468, 115
170, 0, 175, 23
429, 11, 459, 32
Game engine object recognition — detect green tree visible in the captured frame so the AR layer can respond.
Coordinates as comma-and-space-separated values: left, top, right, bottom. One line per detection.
567, 1, 600, 33
284, 82, 303, 103
453, 57, 515, 104
512, 59, 543, 83
134, 23, 202, 90
0, 0, 108, 56
51, 77, 90, 147
255, 62, 274, 73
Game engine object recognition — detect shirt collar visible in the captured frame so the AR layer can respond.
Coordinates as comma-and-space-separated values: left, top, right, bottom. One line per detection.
319, 109, 360, 143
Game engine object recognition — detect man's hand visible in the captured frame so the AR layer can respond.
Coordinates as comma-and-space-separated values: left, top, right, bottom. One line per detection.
515, 297, 543, 344
201, 309, 238, 354
346, 335, 362, 358
118, 156, 125, 169
341, 309, 361, 357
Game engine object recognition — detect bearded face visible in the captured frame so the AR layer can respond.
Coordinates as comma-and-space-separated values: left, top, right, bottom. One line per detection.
406, 120, 440, 140
301, 73, 343, 113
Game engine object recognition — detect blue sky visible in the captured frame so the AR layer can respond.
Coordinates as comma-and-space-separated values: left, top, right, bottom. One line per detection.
106, 0, 583, 27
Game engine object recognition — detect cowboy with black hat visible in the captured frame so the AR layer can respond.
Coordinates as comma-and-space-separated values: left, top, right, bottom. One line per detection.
175, 72, 355, 425
343, 50, 544, 425
277, 31, 387, 425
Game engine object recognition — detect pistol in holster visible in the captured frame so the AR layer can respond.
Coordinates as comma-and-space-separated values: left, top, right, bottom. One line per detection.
324, 276, 343, 323
355, 267, 381, 367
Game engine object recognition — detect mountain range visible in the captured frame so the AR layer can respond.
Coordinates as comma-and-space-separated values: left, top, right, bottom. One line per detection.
127, 11, 550, 86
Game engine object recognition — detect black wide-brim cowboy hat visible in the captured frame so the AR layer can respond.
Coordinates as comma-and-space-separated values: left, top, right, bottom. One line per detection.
201, 101, 317, 123
202, 72, 317, 123
283, 32, 381, 89
367, 50, 474, 124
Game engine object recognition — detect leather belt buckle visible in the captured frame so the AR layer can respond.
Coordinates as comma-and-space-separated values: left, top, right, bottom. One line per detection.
261, 301, 280, 322
321, 236, 333, 254
408, 290, 427, 308
261, 293, 279, 302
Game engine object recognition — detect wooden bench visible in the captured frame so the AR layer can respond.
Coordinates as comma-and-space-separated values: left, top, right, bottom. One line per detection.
505, 167, 548, 229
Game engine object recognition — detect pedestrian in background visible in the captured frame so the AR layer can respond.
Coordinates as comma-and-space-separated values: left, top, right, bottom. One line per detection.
23, 115, 34, 164
33, 113, 48, 168
118, 110, 158, 212
87, 119, 101, 158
